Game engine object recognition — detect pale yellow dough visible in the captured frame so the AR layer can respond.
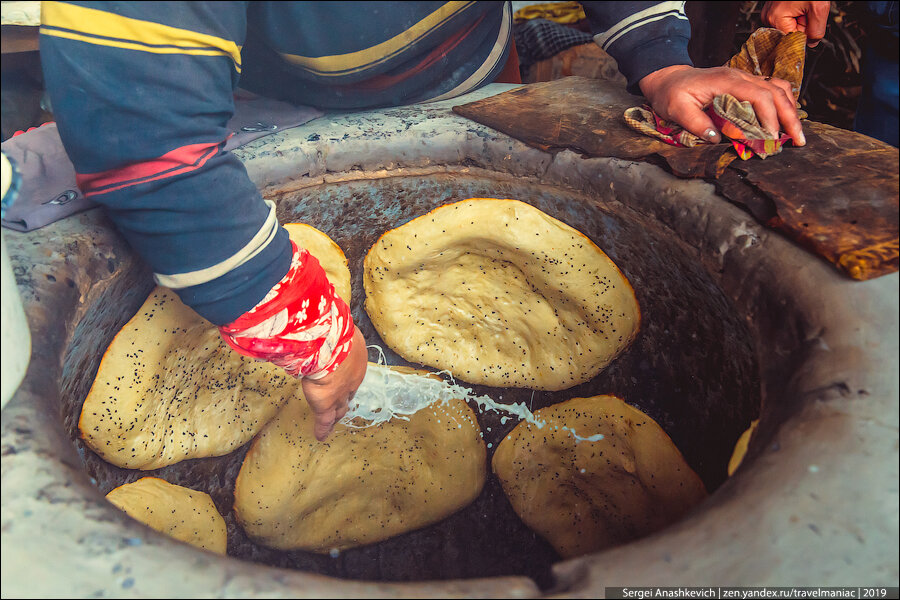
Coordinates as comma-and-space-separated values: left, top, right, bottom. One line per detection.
105, 477, 227, 554
282, 223, 351, 304
492, 395, 707, 558
727, 419, 759, 476
233, 366, 486, 552
79, 225, 351, 470
364, 199, 640, 391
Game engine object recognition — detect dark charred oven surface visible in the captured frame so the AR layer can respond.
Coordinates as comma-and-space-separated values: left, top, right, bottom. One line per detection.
59, 173, 759, 587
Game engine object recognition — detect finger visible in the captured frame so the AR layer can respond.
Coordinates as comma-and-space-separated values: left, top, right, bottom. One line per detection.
333, 393, 351, 419
741, 84, 780, 138
766, 79, 806, 145
313, 405, 337, 441
768, 75, 798, 104
761, 2, 772, 27
666, 100, 721, 143
806, 4, 829, 45
772, 14, 802, 33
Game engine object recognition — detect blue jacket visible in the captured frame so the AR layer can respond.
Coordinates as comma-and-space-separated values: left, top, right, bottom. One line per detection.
40, 1, 691, 324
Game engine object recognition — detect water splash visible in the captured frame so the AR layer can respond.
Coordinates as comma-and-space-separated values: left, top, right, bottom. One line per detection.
340, 345, 603, 443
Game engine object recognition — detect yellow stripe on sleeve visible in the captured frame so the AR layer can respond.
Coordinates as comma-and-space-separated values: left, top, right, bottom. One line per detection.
40, 1, 242, 72
279, 1, 475, 76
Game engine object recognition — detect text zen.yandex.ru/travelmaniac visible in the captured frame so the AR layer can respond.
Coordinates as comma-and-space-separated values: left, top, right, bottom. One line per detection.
606, 587, 895, 600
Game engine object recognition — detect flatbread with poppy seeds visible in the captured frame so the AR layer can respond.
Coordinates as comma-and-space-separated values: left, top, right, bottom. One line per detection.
282, 222, 351, 304
492, 395, 707, 558
105, 477, 227, 554
79, 224, 351, 470
363, 199, 640, 391
233, 365, 486, 553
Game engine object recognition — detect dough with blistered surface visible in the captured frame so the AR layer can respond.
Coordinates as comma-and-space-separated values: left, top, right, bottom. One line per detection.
364, 199, 640, 390
492, 395, 707, 558
79, 225, 351, 469
233, 366, 486, 552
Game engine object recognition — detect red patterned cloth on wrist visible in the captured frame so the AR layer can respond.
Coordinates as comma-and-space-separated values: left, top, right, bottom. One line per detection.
219, 240, 354, 379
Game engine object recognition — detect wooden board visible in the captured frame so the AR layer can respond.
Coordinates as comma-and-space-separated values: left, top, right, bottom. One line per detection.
453, 77, 899, 280
728, 121, 899, 280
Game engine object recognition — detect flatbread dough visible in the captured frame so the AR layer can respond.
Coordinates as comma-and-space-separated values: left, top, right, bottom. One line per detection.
105, 477, 227, 554
234, 365, 486, 552
79, 225, 351, 470
492, 395, 707, 558
364, 199, 639, 390
727, 419, 759, 476
283, 223, 351, 303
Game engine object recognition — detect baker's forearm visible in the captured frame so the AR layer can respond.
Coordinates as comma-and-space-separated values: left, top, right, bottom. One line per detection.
41, 1, 296, 323
581, 1, 693, 94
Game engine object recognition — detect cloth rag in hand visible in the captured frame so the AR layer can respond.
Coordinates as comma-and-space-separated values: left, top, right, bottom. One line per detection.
624, 28, 807, 160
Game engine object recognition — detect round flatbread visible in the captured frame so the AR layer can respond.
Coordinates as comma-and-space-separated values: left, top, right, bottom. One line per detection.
105, 477, 227, 554
492, 395, 707, 558
234, 365, 486, 553
364, 198, 640, 391
79, 225, 351, 470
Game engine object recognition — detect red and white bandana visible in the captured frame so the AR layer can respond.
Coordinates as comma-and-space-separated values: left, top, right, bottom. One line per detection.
219, 240, 354, 379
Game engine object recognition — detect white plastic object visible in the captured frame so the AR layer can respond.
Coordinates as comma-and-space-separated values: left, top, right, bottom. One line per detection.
1, 152, 32, 409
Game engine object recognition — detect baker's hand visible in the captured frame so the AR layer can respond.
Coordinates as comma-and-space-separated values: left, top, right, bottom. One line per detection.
218, 239, 364, 442
638, 64, 806, 146
762, 1, 831, 47
302, 326, 367, 441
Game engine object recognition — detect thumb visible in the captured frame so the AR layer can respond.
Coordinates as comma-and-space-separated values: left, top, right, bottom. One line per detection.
772, 14, 802, 33
667, 104, 721, 143
805, 9, 828, 46
313, 405, 337, 441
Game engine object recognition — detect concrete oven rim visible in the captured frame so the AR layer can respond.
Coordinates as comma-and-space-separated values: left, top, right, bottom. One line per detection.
2, 86, 898, 597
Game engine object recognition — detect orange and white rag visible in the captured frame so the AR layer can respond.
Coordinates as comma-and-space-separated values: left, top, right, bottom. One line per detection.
624, 28, 807, 159
219, 240, 355, 380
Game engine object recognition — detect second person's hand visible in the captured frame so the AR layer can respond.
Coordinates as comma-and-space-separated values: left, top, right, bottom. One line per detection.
762, 1, 831, 47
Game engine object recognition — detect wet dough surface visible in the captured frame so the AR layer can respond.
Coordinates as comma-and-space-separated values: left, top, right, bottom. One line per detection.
234, 366, 486, 552
492, 395, 707, 558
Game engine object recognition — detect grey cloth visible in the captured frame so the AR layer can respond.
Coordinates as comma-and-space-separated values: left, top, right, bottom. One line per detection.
1, 94, 322, 232
224, 91, 322, 151
0, 123, 90, 232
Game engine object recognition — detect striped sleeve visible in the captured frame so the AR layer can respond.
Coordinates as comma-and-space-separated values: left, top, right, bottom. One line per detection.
581, 1, 692, 95
40, 1, 291, 325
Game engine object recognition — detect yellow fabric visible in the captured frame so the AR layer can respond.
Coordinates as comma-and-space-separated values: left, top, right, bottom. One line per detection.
623, 106, 708, 147
727, 28, 807, 101
712, 94, 771, 139
279, 1, 474, 76
41, 1, 242, 72
513, 1, 586, 24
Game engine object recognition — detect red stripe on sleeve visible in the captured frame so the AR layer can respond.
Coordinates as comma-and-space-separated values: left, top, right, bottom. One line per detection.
75, 141, 221, 197
352, 12, 486, 92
